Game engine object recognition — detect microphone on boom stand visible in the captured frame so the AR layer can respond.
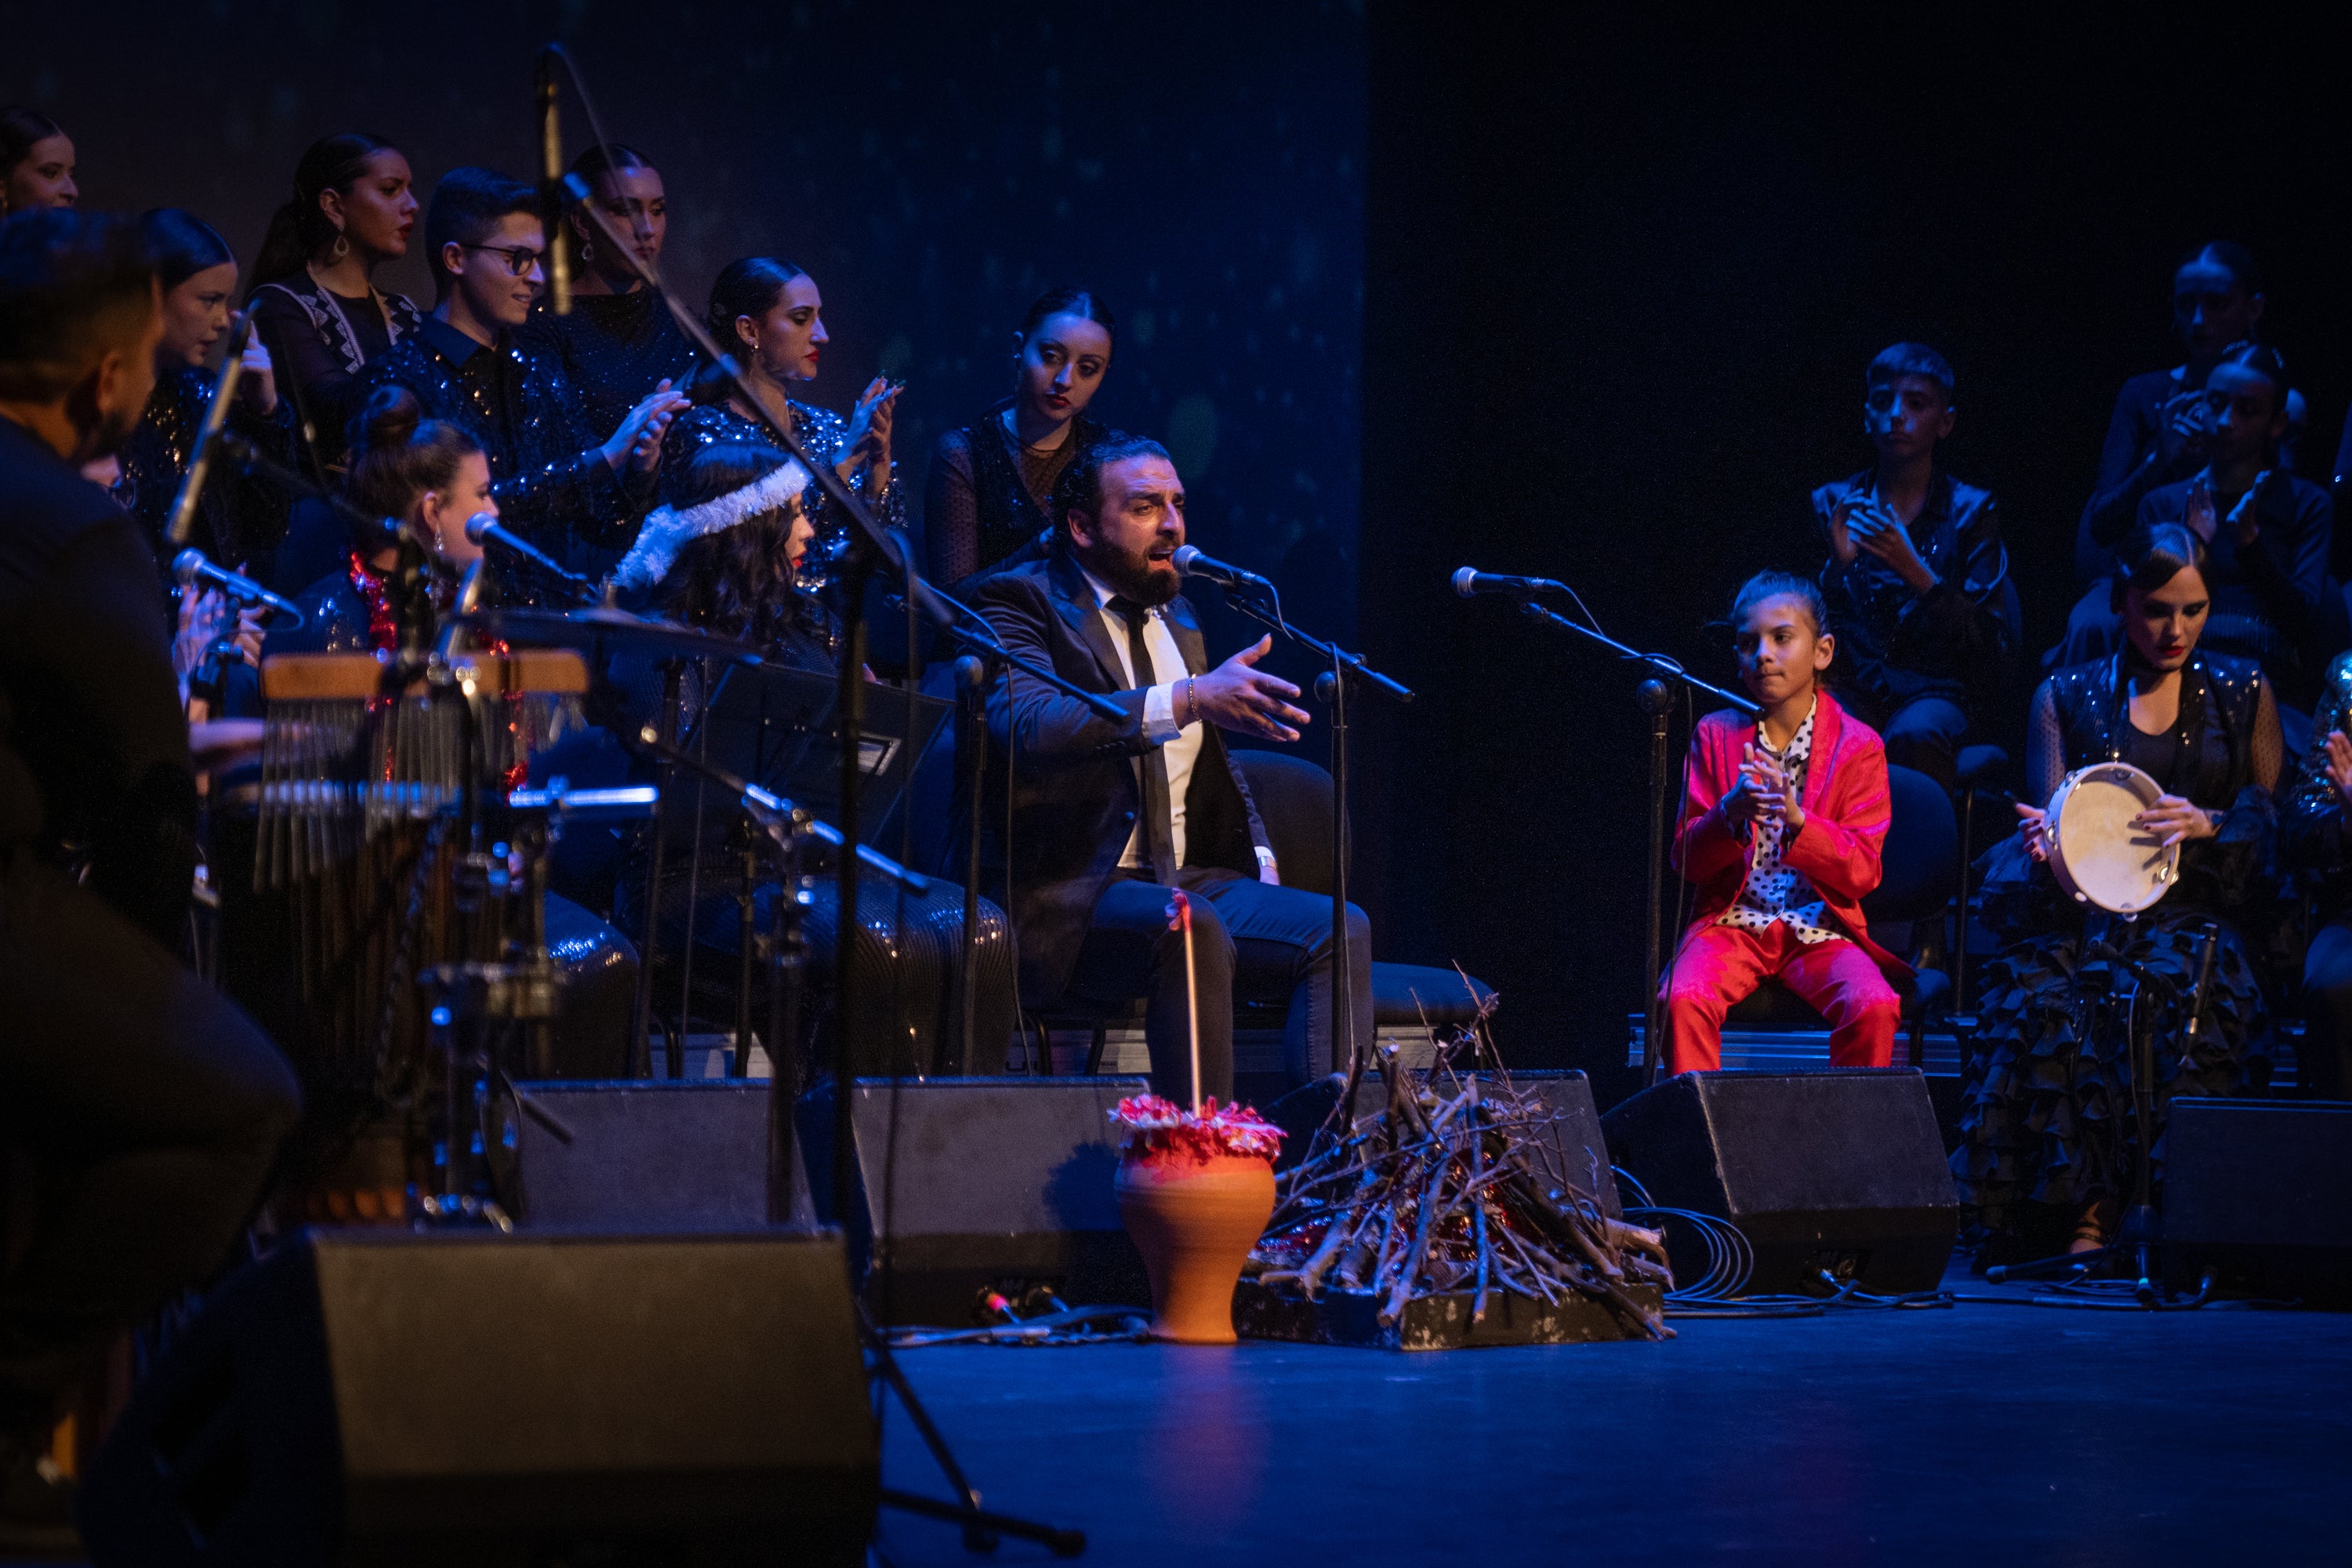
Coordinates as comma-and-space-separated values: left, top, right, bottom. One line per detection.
172, 550, 307, 626
464, 513, 597, 598
1172, 544, 1274, 593
1451, 566, 1568, 601
163, 312, 253, 549
535, 48, 572, 315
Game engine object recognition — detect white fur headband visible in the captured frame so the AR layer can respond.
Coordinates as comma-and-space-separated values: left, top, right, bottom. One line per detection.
611, 458, 814, 590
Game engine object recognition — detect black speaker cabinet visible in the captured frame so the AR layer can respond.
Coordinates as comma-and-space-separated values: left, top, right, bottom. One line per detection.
798, 1076, 1153, 1325
2164, 1097, 2352, 1305
80, 1229, 877, 1566
1600, 1069, 1959, 1295
484, 1078, 816, 1230
1265, 1069, 1623, 1217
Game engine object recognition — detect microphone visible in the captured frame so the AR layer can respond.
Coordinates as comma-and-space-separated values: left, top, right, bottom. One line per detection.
164, 312, 252, 548
1171, 545, 1271, 592
535, 48, 572, 315
173, 548, 305, 626
1452, 567, 1566, 600
464, 513, 593, 590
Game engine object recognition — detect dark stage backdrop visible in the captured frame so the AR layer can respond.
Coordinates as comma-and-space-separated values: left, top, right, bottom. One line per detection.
20, 10, 2352, 1098
4, 1, 1363, 658
1359, 15, 2352, 1102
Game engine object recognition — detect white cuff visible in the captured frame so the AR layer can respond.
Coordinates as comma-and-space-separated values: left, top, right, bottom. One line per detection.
1142, 681, 1180, 744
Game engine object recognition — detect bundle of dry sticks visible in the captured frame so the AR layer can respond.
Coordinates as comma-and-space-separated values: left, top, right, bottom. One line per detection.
1248, 1035, 1676, 1341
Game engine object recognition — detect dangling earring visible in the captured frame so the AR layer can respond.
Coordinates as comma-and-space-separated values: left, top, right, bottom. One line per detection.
579, 234, 596, 265
328, 230, 350, 263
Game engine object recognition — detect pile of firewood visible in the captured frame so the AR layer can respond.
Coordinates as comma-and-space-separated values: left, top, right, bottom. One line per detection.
1248, 1043, 1676, 1341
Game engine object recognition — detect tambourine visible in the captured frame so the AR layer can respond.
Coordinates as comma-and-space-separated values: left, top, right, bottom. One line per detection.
2044, 761, 2178, 915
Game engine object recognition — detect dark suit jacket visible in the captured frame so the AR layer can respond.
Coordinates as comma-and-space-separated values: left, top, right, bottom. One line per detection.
972, 549, 1270, 1007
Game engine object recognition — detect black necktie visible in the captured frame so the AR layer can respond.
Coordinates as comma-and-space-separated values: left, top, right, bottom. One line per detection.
1109, 596, 1179, 884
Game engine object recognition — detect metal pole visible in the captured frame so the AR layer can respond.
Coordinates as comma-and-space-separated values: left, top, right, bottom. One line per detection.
956, 658, 986, 1076
1323, 656, 1352, 1083
768, 823, 807, 1225
1637, 679, 1674, 1084
632, 660, 683, 1077
731, 832, 757, 1077
833, 550, 874, 1223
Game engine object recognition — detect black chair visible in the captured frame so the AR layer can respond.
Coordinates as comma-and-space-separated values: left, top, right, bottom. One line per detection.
1020, 751, 1496, 1079
1229, 750, 1497, 1032
1714, 762, 1958, 1066
1950, 743, 2013, 1015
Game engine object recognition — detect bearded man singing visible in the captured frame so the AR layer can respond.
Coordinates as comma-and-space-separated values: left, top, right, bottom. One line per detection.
971, 434, 1372, 1098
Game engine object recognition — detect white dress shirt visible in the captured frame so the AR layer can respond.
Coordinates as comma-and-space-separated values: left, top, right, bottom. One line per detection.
1079, 566, 1203, 869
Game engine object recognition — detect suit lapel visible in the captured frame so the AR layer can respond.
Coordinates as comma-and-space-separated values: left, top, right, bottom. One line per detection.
1803, 691, 1842, 815
1047, 551, 1129, 689
1165, 594, 1207, 677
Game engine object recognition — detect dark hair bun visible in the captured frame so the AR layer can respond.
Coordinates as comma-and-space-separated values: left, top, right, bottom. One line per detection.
353, 383, 423, 454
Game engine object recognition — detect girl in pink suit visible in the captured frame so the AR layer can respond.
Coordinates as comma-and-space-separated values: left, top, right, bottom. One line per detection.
1663, 573, 1911, 1073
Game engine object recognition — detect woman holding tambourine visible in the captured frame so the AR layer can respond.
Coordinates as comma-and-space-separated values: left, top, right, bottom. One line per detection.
1954, 521, 2283, 1258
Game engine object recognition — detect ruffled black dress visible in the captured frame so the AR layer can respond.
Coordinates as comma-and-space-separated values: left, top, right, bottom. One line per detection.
1953, 652, 2281, 1236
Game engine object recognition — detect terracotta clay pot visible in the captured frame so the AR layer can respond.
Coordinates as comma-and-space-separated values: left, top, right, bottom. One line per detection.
1114, 1149, 1277, 1344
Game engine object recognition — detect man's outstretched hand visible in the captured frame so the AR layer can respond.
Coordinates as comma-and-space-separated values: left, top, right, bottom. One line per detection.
1190, 635, 1310, 742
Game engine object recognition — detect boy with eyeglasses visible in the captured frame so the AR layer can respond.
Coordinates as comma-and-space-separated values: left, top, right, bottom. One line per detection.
358, 166, 686, 572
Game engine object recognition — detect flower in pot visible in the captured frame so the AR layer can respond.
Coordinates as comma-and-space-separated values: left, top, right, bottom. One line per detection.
1110, 1094, 1286, 1344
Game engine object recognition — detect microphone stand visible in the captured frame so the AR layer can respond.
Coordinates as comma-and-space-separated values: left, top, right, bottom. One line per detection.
1510, 598, 1756, 1086
537, 92, 1118, 1210
949, 652, 993, 1076
211, 429, 403, 554
163, 313, 252, 550
1200, 576, 1410, 1115
537, 49, 1092, 1555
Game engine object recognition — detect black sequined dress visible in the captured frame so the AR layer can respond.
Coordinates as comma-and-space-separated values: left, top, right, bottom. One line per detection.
657, 397, 904, 587
520, 288, 698, 446
115, 365, 299, 578
2281, 653, 2352, 913
359, 318, 645, 577
1954, 652, 2280, 1236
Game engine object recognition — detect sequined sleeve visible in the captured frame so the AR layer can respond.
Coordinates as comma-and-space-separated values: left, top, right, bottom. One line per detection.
794, 401, 903, 561
490, 440, 626, 546
2282, 653, 2352, 884
2026, 677, 2064, 808
495, 358, 629, 547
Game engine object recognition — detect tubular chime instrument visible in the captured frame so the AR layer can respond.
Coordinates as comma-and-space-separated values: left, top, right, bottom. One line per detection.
248, 650, 590, 1161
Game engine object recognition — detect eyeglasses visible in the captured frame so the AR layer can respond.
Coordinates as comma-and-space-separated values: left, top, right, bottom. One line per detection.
461, 244, 545, 277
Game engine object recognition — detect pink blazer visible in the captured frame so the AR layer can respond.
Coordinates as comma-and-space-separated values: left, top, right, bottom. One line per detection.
1670, 688, 1911, 981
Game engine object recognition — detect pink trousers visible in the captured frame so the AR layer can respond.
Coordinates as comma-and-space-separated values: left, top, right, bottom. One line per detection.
1662, 921, 1900, 1074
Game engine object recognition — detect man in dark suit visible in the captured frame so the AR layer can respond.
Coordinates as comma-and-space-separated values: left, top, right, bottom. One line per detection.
974, 434, 1373, 1099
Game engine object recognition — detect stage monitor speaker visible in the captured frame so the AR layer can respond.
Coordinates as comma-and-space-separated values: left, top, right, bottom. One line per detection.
1600, 1069, 1958, 1295
798, 1076, 1153, 1325
79, 1229, 877, 1567
484, 1078, 816, 1230
1265, 1069, 1623, 1217
2163, 1096, 2352, 1305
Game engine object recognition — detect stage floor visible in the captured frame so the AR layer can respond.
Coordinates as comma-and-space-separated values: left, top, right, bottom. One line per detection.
873, 1265, 2350, 1566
